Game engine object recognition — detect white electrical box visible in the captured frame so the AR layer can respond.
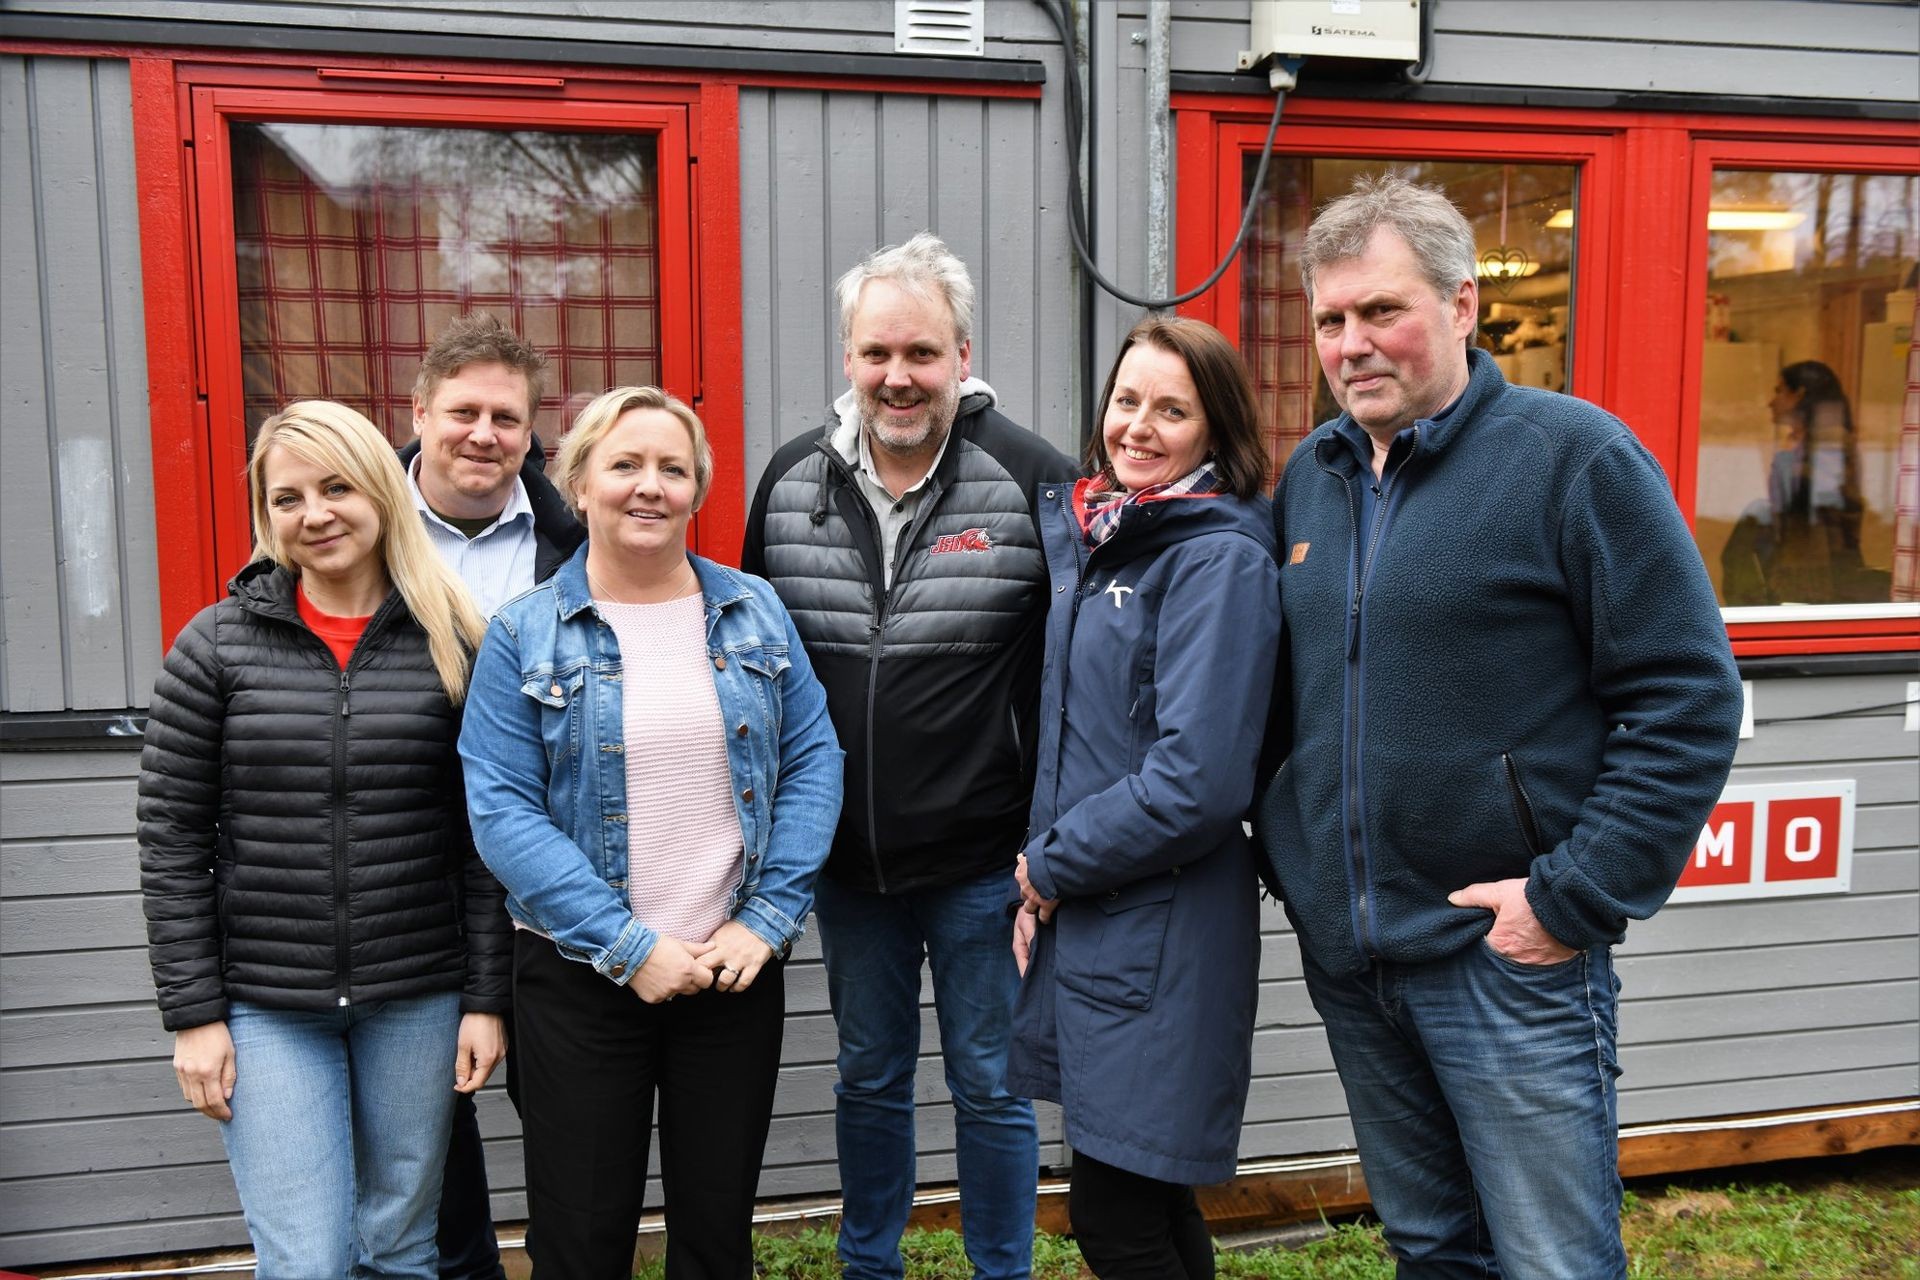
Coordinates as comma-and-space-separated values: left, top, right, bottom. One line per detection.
1245, 0, 1423, 66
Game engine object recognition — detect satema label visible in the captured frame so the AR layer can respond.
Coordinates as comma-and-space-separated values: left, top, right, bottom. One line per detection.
1671, 780, 1856, 903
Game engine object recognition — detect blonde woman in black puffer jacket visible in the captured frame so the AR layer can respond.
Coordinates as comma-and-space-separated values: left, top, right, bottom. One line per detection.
138, 400, 505, 1279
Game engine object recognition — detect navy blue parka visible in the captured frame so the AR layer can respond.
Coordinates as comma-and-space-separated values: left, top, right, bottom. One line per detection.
1006, 482, 1281, 1186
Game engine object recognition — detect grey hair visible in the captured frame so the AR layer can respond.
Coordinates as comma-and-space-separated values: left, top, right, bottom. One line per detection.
1300, 171, 1477, 304
835, 231, 976, 348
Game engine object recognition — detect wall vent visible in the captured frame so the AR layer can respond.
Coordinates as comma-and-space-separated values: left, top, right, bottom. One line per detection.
895, 0, 985, 57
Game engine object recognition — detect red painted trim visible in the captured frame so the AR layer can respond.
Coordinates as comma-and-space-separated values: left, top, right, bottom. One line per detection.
1604, 122, 1692, 483
1733, 633, 1920, 657
1173, 107, 1218, 329
313, 68, 566, 87
129, 55, 216, 647
188, 85, 253, 589
694, 80, 747, 566
93, 44, 1035, 643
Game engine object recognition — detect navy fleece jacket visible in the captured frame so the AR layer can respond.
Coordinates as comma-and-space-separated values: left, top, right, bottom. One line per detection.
1258, 348, 1743, 978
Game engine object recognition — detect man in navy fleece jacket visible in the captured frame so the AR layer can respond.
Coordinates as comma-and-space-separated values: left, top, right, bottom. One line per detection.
1258, 173, 1742, 1280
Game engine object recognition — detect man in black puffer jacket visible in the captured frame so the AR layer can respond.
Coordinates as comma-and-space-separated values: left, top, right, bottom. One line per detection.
742, 233, 1075, 1280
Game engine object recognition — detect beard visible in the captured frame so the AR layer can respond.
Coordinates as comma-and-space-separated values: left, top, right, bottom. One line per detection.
858, 376, 961, 457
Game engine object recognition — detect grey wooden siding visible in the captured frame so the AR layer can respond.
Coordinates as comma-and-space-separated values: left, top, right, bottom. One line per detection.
2, 1, 1915, 1271
1152, 0, 1919, 101
1238, 672, 1920, 1165
5, 0, 1063, 61
10, 674, 1909, 1265
0, 55, 161, 714
0, 743, 1070, 1266
736, 84, 1080, 482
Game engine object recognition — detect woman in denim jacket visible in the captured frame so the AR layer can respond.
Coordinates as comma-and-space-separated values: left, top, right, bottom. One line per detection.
459, 386, 842, 1278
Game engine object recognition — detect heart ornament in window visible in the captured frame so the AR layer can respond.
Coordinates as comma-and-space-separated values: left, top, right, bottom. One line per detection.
1479, 246, 1533, 295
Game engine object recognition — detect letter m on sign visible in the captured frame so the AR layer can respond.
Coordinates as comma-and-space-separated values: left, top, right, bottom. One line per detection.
1679, 801, 1753, 889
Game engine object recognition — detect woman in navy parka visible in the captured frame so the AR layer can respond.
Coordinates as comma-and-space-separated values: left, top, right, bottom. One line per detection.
1009, 317, 1281, 1279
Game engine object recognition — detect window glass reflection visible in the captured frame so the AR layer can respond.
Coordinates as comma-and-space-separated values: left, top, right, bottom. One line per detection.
1695, 169, 1919, 608
232, 123, 660, 448
1242, 157, 1576, 474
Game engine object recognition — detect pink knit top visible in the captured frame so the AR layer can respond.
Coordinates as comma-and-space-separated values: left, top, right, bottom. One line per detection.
598, 593, 744, 945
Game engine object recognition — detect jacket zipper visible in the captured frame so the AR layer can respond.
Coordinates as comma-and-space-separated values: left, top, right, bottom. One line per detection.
333, 665, 352, 1006
1503, 751, 1544, 856
863, 608, 888, 892
817, 443, 900, 893
239, 576, 400, 1009
1329, 430, 1419, 964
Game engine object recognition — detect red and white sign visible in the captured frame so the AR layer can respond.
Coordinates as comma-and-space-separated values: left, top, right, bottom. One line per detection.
1671, 779, 1855, 903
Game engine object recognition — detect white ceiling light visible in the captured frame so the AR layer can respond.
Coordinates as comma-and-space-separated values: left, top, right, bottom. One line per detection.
1546, 207, 1812, 231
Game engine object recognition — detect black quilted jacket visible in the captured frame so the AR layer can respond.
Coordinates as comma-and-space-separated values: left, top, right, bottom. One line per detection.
741, 394, 1077, 893
138, 561, 510, 1031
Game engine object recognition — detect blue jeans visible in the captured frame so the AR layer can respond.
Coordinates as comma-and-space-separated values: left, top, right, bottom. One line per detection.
1301, 941, 1625, 1280
220, 993, 463, 1279
814, 868, 1039, 1280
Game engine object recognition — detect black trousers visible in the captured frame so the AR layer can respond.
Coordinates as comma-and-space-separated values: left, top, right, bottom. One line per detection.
435, 1089, 506, 1279
1068, 1150, 1214, 1280
513, 932, 785, 1280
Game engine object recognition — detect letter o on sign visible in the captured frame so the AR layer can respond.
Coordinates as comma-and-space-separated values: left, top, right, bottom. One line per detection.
1766, 796, 1842, 882
1782, 817, 1823, 863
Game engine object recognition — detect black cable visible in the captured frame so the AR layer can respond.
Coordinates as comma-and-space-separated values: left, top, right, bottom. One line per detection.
1753, 698, 1919, 726
1037, 0, 1293, 311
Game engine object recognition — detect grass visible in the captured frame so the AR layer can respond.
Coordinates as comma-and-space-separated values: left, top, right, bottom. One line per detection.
633, 1150, 1920, 1279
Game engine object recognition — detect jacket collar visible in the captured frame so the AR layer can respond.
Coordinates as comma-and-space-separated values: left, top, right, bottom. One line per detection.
228, 558, 406, 634
1314, 347, 1506, 474
229, 559, 302, 622
549, 543, 754, 623
396, 436, 584, 575
1052, 486, 1276, 560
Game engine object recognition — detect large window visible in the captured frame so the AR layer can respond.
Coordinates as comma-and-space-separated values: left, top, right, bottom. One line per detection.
1694, 167, 1919, 612
1242, 155, 1576, 469
232, 123, 663, 448
146, 63, 725, 627
1177, 97, 1918, 655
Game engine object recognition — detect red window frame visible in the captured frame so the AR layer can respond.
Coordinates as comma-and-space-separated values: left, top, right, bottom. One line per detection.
189, 77, 701, 594
0, 38, 1041, 647
1678, 132, 1920, 656
127, 55, 729, 646
1174, 93, 1920, 658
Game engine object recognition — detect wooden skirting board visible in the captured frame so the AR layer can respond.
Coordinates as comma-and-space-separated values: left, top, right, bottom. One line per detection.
31, 1100, 1918, 1279
895, 1099, 1920, 1237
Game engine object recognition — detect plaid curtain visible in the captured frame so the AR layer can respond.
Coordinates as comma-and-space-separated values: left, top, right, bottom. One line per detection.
232, 123, 660, 447
1240, 158, 1316, 482
1894, 290, 1920, 602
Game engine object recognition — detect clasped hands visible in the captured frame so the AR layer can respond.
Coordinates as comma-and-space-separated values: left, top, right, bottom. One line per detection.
1011, 853, 1059, 976
625, 920, 775, 1003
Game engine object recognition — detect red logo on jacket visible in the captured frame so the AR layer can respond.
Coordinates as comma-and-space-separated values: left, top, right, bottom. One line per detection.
930, 528, 995, 555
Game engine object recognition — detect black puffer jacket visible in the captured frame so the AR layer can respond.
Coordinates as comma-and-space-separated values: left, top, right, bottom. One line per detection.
742, 388, 1077, 893
138, 561, 511, 1032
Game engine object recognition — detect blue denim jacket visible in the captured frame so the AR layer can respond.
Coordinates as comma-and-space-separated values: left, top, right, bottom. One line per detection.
460, 545, 843, 983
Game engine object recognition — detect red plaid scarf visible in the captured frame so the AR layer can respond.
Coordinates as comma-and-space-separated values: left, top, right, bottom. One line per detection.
1073, 461, 1228, 548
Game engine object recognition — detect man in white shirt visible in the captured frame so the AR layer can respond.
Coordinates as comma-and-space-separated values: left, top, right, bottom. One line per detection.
403, 313, 583, 1280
